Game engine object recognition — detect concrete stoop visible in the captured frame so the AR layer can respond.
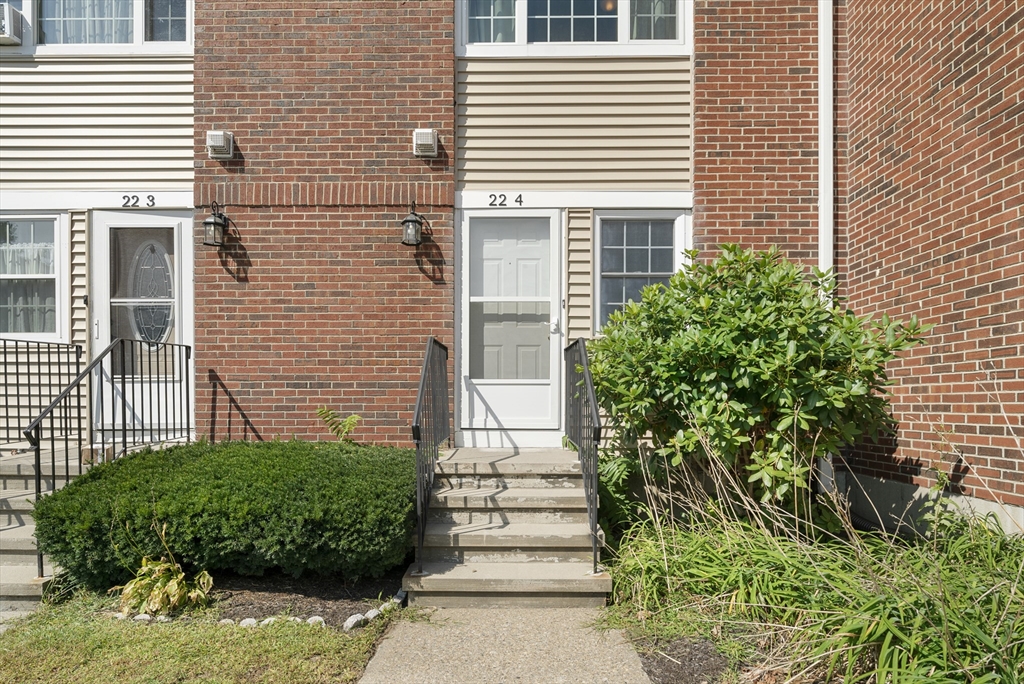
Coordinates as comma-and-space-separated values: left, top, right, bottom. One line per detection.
0, 450, 79, 615
403, 448, 612, 608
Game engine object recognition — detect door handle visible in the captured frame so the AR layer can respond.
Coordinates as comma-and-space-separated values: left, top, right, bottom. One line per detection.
550, 318, 560, 334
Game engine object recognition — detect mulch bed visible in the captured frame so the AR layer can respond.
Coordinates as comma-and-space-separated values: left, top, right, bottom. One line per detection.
210, 566, 405, 628
637, 637, 729, 684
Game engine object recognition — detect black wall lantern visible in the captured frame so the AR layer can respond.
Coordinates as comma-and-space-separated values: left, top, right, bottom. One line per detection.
203, 201, 228, 247
401, 203, 425, 246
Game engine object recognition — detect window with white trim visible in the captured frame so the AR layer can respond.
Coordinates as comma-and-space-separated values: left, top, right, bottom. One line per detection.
595, 211, 689, 329
1, 1, 191, 54
459, 0, 691, 57
0, 217, 65, 340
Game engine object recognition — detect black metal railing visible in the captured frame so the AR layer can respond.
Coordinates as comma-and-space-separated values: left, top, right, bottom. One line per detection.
2, 339, 83, 445
23, 338, 193, 577
564, 338, 602, 574
410, 337, 450, 575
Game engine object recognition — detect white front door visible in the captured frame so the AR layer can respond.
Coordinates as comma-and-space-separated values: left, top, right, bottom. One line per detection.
91, 210, 193, 438
460, 211, 561, 434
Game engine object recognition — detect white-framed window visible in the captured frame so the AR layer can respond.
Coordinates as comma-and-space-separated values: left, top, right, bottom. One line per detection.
0, 0, 191, 55
594, 210, 690, 329
0, 214, 69, 342
459, 0, 692, 57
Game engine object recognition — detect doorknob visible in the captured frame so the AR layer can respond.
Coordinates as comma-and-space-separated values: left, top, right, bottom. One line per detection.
550, 318, 560, 334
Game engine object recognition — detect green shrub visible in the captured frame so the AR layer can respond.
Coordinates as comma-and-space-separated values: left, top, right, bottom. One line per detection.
589, 245, 927, 510
33, 440, 416, 591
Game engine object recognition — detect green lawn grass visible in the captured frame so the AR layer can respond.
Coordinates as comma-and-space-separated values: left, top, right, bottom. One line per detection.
0, 594, 393, 684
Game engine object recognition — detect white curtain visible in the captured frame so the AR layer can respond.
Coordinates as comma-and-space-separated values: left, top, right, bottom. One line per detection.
1, 222, 56, 334
40, 0, 133, 44
631, 0, 676, 40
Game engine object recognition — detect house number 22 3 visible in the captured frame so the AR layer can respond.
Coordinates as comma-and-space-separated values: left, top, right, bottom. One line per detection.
122, 194, 156, 208
488, 193, 524, 207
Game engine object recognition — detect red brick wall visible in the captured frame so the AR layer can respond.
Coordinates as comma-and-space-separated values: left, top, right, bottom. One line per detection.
837, 1, 1024, 506
193, 2, 455, 445
693, 0, 821, 264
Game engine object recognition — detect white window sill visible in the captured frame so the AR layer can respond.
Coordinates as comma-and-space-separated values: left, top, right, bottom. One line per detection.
459, 42, 692, 59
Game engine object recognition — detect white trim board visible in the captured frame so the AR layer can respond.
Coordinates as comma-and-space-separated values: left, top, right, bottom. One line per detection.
1, 191, 194, 212
458, 190, 693, 210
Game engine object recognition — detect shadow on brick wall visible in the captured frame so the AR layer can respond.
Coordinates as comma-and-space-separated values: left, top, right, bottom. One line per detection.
207, 370, 263, 443
217, 222, 252, 282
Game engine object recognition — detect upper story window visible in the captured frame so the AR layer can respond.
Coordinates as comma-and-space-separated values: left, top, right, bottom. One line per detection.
630, 0, 677, 40
459, 0, 691, 57
0, 0, 191, 55
527, 0, 618, 43
468, 0, 515, 43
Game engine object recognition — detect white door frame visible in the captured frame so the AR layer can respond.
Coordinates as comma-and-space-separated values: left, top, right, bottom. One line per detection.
455, 207, 565, 447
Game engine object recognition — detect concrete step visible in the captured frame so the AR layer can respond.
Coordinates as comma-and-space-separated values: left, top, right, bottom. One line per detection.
0, 565, 49, 611
0, 522, 51, 571
0, 510, 33, 527
428, 508, 589, 525
431, 486, 586, 509
1, 488, 36, 512
408, 448, 607, 607
437, 448, 581, 476
423, 521, 594, 548
421, 546, 593, 564
436, 474, 581, 490
403, 562, 610, 607
0, 449, 87, 493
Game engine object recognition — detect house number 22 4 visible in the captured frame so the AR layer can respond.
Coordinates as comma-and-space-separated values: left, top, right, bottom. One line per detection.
488, 193, 524, 207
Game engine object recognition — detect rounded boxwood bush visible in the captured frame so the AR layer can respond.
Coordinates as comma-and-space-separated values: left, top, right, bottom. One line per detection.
33, 440, 416, 591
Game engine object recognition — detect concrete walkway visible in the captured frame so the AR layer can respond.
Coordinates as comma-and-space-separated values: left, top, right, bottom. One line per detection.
359, 607, 651, 684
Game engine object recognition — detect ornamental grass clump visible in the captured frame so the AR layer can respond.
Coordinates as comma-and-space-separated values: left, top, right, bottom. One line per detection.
589, 245, 927, 518
610, 456, 1024, 683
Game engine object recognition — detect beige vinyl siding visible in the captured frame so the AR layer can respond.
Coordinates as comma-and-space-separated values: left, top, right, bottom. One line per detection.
457, 58, 691, 190
0, 58, 193, 190
566, 208, 594, 340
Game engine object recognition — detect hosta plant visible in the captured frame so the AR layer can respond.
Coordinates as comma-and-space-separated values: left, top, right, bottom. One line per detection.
110, 524, 213, 616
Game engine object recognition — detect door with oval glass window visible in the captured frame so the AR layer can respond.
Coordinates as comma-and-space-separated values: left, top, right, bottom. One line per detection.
91, 211, 193, 443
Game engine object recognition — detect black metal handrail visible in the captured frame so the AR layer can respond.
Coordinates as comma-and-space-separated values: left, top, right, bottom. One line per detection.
23, 338, 193, 577
2, 339, 83, 445
564, 338, 602, 574
411, 337, 450, 575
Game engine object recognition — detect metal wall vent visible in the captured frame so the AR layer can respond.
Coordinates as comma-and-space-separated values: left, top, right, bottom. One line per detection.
413, 129, 439, 158
206, 131, 234, 160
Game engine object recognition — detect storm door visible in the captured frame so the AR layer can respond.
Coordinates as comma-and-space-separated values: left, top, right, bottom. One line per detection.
460, 212, 561, 431
91, 211, 192, 443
